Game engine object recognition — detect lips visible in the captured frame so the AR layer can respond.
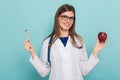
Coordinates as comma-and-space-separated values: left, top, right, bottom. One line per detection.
63, 22, 70, 27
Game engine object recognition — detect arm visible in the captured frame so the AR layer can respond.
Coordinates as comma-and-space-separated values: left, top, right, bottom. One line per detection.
79, 38, 107, 76
24, 39, 50, 77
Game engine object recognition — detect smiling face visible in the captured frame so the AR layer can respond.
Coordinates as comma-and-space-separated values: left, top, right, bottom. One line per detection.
51, 4, 76, 38
58, 11, 74, 31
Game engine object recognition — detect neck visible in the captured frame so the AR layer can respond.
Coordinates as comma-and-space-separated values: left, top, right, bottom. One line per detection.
59, 29, 69, 37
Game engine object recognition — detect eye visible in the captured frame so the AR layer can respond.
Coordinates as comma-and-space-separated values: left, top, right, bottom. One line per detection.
59, 15, 74, 22
61, 15, 67, 19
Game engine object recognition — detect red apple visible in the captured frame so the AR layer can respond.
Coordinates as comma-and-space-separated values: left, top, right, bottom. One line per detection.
98, 32, 107, 43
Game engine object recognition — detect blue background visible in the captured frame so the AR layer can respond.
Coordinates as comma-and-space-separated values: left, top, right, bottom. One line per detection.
0, 0, 120, 80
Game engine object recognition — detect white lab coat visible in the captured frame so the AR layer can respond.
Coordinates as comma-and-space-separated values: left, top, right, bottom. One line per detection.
30, 36, 99, 80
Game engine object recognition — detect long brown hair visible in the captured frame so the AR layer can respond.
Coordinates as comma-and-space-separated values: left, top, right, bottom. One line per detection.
45, 4, 83, 49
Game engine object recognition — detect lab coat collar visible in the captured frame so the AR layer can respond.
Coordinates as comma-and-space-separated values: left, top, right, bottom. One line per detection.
54, 36, 72, 47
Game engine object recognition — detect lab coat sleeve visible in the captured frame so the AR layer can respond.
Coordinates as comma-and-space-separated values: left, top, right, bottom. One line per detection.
29, 38, 50, 77
79, 44, 99, 76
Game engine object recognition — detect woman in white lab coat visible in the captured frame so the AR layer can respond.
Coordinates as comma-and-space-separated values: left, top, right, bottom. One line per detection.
24, 4, 107, 80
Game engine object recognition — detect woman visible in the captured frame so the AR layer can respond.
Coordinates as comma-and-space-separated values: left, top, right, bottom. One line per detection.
24, 4, 107, 80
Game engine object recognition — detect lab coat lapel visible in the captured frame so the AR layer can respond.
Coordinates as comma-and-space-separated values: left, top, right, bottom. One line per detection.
56, 38, 63, 47
54, 36, 71, 47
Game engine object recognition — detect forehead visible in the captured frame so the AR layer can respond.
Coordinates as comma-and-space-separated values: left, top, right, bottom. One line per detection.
60, 11, 74, 16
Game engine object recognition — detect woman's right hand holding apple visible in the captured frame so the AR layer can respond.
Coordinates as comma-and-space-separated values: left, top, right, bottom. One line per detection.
92, 32, 107, 58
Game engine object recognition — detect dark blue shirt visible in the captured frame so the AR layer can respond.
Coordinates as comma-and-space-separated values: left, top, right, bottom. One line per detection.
59, 37, 68, 47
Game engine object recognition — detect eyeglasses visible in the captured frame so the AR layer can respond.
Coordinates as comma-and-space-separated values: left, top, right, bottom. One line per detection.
59, 15, 74, 22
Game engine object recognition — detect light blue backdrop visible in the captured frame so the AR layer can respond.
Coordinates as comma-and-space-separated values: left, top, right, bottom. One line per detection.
0, 0, 120, 80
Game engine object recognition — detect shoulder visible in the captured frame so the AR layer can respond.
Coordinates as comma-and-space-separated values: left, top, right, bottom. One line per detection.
74, 35, 84, 43
42, 37, 51, 46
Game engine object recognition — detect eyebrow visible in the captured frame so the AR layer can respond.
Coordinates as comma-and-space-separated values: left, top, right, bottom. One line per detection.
60, 15, 74, 18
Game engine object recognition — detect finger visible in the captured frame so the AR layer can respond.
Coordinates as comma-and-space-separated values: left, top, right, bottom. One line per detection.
24, 39, 30, 44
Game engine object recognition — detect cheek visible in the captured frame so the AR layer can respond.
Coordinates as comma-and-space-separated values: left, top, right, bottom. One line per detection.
70, 23, 73, 26
58, 19, 63, 26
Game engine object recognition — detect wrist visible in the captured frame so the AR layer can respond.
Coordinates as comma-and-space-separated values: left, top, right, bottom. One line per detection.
31, 51, 36, 59
92, 49, 99, 58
